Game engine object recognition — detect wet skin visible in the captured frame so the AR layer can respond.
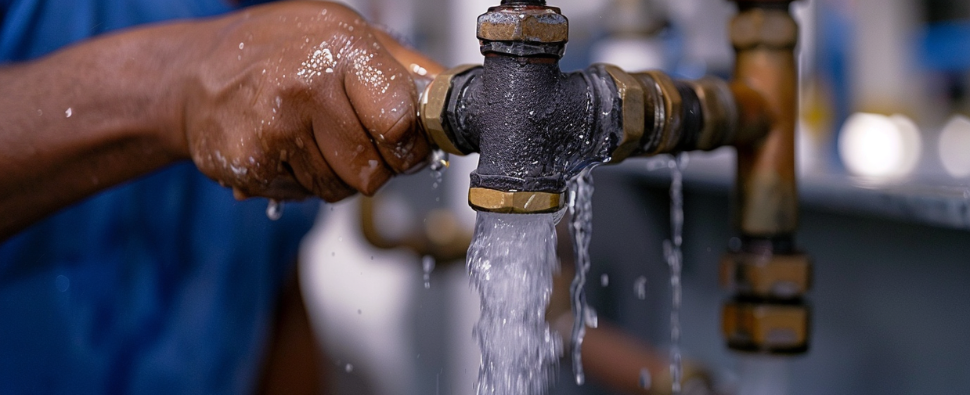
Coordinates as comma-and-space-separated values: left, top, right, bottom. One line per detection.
0, 1, 444, 239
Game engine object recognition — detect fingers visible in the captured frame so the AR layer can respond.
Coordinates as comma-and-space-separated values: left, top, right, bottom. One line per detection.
341, 35, 432, 175
309, 91, 394, 197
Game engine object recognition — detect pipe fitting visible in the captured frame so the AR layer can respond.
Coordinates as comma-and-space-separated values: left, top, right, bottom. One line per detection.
477, 4, 568, 57
722, 301, 810, 354
730, 7, 798, 50
420, 64, 479, 156
468, 188, 563, 214
720, 251, 811, 300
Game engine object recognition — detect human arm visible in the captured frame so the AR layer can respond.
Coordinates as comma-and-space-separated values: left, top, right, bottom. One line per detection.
0, 1, 442, 240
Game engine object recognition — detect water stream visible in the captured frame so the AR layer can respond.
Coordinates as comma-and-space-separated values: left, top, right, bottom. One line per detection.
467, 212, 563, 395
664, 153, 689, 394
567, 167, 598, 385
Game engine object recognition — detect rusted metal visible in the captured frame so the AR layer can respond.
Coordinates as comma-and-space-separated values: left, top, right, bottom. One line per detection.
477, 6, 569, 44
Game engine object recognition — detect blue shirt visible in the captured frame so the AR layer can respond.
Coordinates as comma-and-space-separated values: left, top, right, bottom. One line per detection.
0, 1, 320, 394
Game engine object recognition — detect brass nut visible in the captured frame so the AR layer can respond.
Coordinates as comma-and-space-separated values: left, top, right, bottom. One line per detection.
468, 187, 563, 214
420, 64, 479, 156
730, 8, 798, 50
687, 77, 738, 151
633, 71, 682, 154
477, 7, 568, 43
601, 64, 644, 163
722, 302, 809, 352
720, 251, 811, 299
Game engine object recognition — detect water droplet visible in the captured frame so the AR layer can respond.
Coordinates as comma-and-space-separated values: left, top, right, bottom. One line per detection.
345, 363, 354, 373
422, 255, 435, 289
600, 274, 609, 287
65, 108, 72, 118
634, 276, 647, 300
266, 199, 283, 220
238, 42, 245, 50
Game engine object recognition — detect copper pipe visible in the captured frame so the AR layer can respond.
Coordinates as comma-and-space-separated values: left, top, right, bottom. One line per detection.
730, 2, 799, 238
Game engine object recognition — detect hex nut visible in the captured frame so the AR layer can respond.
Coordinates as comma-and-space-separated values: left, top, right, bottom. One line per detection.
468, 187, 563, 214
720, 250, 811, 299
730, 8, 798, 50
722, 302, 809, 353
420, 64, 479, 156
477, 6, 568, 43
601, 64, 644, 163
632, 71, 683, 154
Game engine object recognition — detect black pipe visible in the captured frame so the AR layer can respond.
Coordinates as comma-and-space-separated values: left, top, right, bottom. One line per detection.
500, 0, 546, 5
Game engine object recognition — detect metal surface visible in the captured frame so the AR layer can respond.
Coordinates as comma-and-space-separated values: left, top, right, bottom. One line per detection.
720, 251, 811, 299
477, 6, 568, 44
602, 65, 645, 163
420, 64, 479, 156
468, 187, 563, 213
722, 302, 810, 354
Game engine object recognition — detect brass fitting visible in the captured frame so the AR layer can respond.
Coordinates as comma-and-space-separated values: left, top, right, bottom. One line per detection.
720, 251, 811, 299
722, 302, 809, 353
687, 78, 740, 151
419, 64, 479, 156
730, 6, 798, 50
477, 6, 569, 43
632, 71, 683, 155
601, 65, 645, 163
468, 187, 563, 214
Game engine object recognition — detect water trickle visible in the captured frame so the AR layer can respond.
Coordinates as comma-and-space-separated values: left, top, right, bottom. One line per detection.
422, 255, 435, 289
634, 276, 647, 300
467, 212, 562, 395
567, 166, 596, 385
665, 153, 689, 394
266, 199, 283, 221
600, 274, 609, 287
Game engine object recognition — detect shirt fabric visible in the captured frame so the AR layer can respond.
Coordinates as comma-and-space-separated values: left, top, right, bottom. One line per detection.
0, 0, 320, 394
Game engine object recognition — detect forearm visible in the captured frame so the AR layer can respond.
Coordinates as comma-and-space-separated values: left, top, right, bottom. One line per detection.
0, 22, 199, 239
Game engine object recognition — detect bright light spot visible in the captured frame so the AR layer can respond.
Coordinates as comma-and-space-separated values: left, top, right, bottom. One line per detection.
838, 113, 921, 179
938, 115, 970, 178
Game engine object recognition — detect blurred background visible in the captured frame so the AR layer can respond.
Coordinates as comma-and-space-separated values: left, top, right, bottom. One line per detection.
298, 0, 970, 394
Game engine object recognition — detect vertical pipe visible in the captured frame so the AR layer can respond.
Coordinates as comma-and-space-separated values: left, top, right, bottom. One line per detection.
730, 1, 799, 242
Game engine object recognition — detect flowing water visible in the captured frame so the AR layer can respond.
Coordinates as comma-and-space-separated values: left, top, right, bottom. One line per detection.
266, 199, 283, 221
467, 212, 563, 395
664, 153, 689, 394
567, 167, 598, 385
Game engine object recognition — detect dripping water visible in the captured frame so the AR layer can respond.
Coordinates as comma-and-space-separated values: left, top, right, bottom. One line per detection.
430, 148, 449, 189
266, 199, 284, 221
567, 166, 598, 385
422, 255, 436, 289
664, 153, 689, 394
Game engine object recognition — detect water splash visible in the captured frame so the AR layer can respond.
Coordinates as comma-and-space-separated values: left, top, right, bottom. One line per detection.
422, 255, 436, 289
665, 153, 689, 394
266, 199, 284, 221
567, 166, 597, 385
467, 212, 562, 395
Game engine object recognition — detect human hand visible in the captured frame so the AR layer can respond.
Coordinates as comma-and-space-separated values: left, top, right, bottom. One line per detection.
179, 1, 443, 202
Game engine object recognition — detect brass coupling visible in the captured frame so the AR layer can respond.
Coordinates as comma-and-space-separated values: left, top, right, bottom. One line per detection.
722, 301, 809, 354
419, 64, 479, 156
720, 250, 811, 299
468, 187, 563, 214
730, 5, 798, 50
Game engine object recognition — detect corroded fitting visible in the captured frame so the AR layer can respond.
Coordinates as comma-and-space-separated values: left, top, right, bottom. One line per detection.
722, 302, 809, 353
720, 251, 811, 299
420, 64, 480, 156
601, 65, 644, 163
477, 6, 568, 43
730, 6, 798, 50
468, 187, 563, 214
